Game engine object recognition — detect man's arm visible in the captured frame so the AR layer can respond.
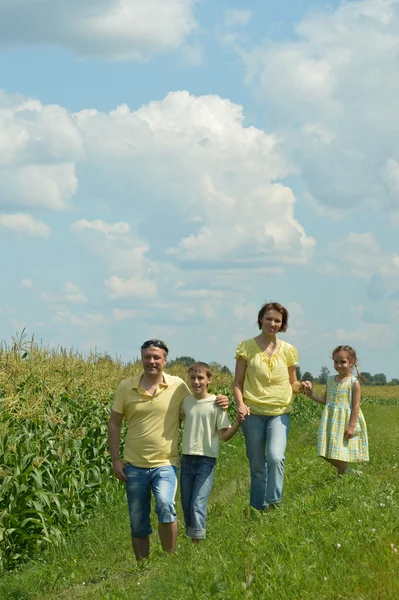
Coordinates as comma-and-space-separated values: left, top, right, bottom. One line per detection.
108, 410, 128, 482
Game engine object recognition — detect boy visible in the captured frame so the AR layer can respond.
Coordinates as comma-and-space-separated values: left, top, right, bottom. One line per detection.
180, 362, 242, 543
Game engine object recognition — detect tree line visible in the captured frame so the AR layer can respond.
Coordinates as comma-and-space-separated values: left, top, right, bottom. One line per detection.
296, 366, 398, 386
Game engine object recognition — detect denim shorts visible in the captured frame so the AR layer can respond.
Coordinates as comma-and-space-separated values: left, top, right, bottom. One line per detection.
123, 464, 178, 538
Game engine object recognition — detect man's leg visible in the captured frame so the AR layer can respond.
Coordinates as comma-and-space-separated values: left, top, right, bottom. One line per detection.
124, 464, 152, 562
132, 537, 150, 561
152, 466, 178, 554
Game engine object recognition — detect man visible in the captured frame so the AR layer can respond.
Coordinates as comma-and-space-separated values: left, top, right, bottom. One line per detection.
108, 339, 228, 561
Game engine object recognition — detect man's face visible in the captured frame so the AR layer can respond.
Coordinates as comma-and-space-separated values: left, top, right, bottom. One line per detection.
141, 346, 167, 375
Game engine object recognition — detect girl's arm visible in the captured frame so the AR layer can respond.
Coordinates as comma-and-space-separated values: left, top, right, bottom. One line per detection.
344, 379, 361, 439
233, 358, 250, 418
305, 387, 327, 405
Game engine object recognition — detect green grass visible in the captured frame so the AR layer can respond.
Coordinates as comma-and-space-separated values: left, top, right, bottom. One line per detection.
2, 404, 399, 599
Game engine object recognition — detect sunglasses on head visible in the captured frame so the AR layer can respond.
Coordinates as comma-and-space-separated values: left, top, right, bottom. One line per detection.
141, 339, 169, 354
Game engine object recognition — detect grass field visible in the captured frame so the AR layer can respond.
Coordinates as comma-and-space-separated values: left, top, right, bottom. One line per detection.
2, 402, 399, 599
1, 339, 399, 598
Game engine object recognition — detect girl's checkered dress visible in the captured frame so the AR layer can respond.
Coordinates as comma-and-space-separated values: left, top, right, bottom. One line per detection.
318, 375, 369, 462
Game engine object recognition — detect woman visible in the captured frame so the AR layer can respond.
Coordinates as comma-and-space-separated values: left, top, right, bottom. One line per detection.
234, 301, 306, 511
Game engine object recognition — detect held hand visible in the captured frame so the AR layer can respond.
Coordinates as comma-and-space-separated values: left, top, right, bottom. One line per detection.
300, 381, 313, 397
215, 394, 229, 411
237, 403, 250, 420
344, 426, 355, 440
236, 410, 245, 423
112, 459, 128, 482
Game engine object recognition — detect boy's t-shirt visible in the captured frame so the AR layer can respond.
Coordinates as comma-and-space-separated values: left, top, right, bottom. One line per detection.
180, 394, 230, 458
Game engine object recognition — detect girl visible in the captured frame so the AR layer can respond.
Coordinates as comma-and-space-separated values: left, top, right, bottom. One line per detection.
305, 345, 369, 475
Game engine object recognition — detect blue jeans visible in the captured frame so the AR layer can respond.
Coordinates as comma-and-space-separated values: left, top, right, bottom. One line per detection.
241, 413, 290, 510
123, 464, 178, 538
180, 454, 216, 539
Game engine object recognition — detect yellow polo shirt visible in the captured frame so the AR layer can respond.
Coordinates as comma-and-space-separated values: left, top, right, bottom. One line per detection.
235, 338, 298, 416
112, 373, 190, 468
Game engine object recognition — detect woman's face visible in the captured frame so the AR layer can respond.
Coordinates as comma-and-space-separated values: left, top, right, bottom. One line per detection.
261, 309, 283, 335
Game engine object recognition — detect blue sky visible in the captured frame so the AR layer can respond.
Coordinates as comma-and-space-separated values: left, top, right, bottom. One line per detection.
1, 0, 398, 380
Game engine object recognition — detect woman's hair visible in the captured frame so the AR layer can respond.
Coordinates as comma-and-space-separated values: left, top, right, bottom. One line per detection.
257, 302, 289, 332
188, 361, 212, 379
332, 345, 364, 380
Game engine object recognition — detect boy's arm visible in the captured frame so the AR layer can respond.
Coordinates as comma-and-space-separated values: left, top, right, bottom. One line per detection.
219, 421, 241, 442
218, 411, 242, 442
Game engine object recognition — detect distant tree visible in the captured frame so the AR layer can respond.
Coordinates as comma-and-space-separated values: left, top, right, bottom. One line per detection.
295, 365, 302, 381
301, 371, 313, 382
389, 378, 399, 386
373, 373, 387, 386
221, 365, 232, 375
360, 372, 373, 384
319, 366, 330, 385
169, 356, 195, 367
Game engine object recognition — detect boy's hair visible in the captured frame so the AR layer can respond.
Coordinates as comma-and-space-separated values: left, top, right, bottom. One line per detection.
257, 302, 289, 332
188, 361, 212, 379
332, 345, 364, 380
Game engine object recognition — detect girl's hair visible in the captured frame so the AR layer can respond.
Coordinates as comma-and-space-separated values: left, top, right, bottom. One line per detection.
257, 302, 289, 332
188, 361, 212, 379
332, 345, 364, 380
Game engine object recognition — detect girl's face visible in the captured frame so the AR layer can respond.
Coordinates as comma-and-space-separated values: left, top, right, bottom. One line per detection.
261, 309, 283, 335
333, 350, 354, 376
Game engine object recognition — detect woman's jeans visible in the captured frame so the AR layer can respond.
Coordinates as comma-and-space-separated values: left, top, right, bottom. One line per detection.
180, 454, 216, 539
241, 413, 290, 510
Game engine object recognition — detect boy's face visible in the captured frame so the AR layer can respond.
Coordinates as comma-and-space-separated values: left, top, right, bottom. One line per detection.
189, 370, 211, 398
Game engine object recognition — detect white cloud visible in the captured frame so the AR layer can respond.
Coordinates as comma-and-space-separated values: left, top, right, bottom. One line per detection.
329, 232, 399, 279
2, 89, 314, 268
105, 275, 157, 299
224, 9, 252, 28
54, 308, 86, 327
0, 95, 80, 210
73, 91, 314, 266
20, 279, 33, 288
0, 0, 198, 61
243, 0, 399, 218
41, 282, 88, 303
0, 213, 50, 237
112, 308, 138, 321
72, 219, 130, 236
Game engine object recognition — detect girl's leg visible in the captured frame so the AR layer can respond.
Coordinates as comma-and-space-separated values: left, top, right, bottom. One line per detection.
265, 414, 290, 506
187, 456, 216, 541
241, 414, 268, 510
180, 455, 195, 533
325, 457, 349, 476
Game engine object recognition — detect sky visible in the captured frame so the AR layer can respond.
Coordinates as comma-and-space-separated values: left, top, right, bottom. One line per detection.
0, 0, 398, 380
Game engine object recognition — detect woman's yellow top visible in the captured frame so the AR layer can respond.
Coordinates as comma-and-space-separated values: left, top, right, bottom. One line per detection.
235, 338, 298, 416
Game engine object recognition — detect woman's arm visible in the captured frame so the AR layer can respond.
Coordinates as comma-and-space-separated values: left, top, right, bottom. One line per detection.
288, 365, 303, 394
345, 379, 361, 439
233, 358, 250, 418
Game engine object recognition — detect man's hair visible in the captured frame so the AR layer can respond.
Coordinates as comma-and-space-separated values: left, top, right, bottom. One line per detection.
188, 361, 212, 379
140, 339, 169, 356
257, 302, 289, 332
